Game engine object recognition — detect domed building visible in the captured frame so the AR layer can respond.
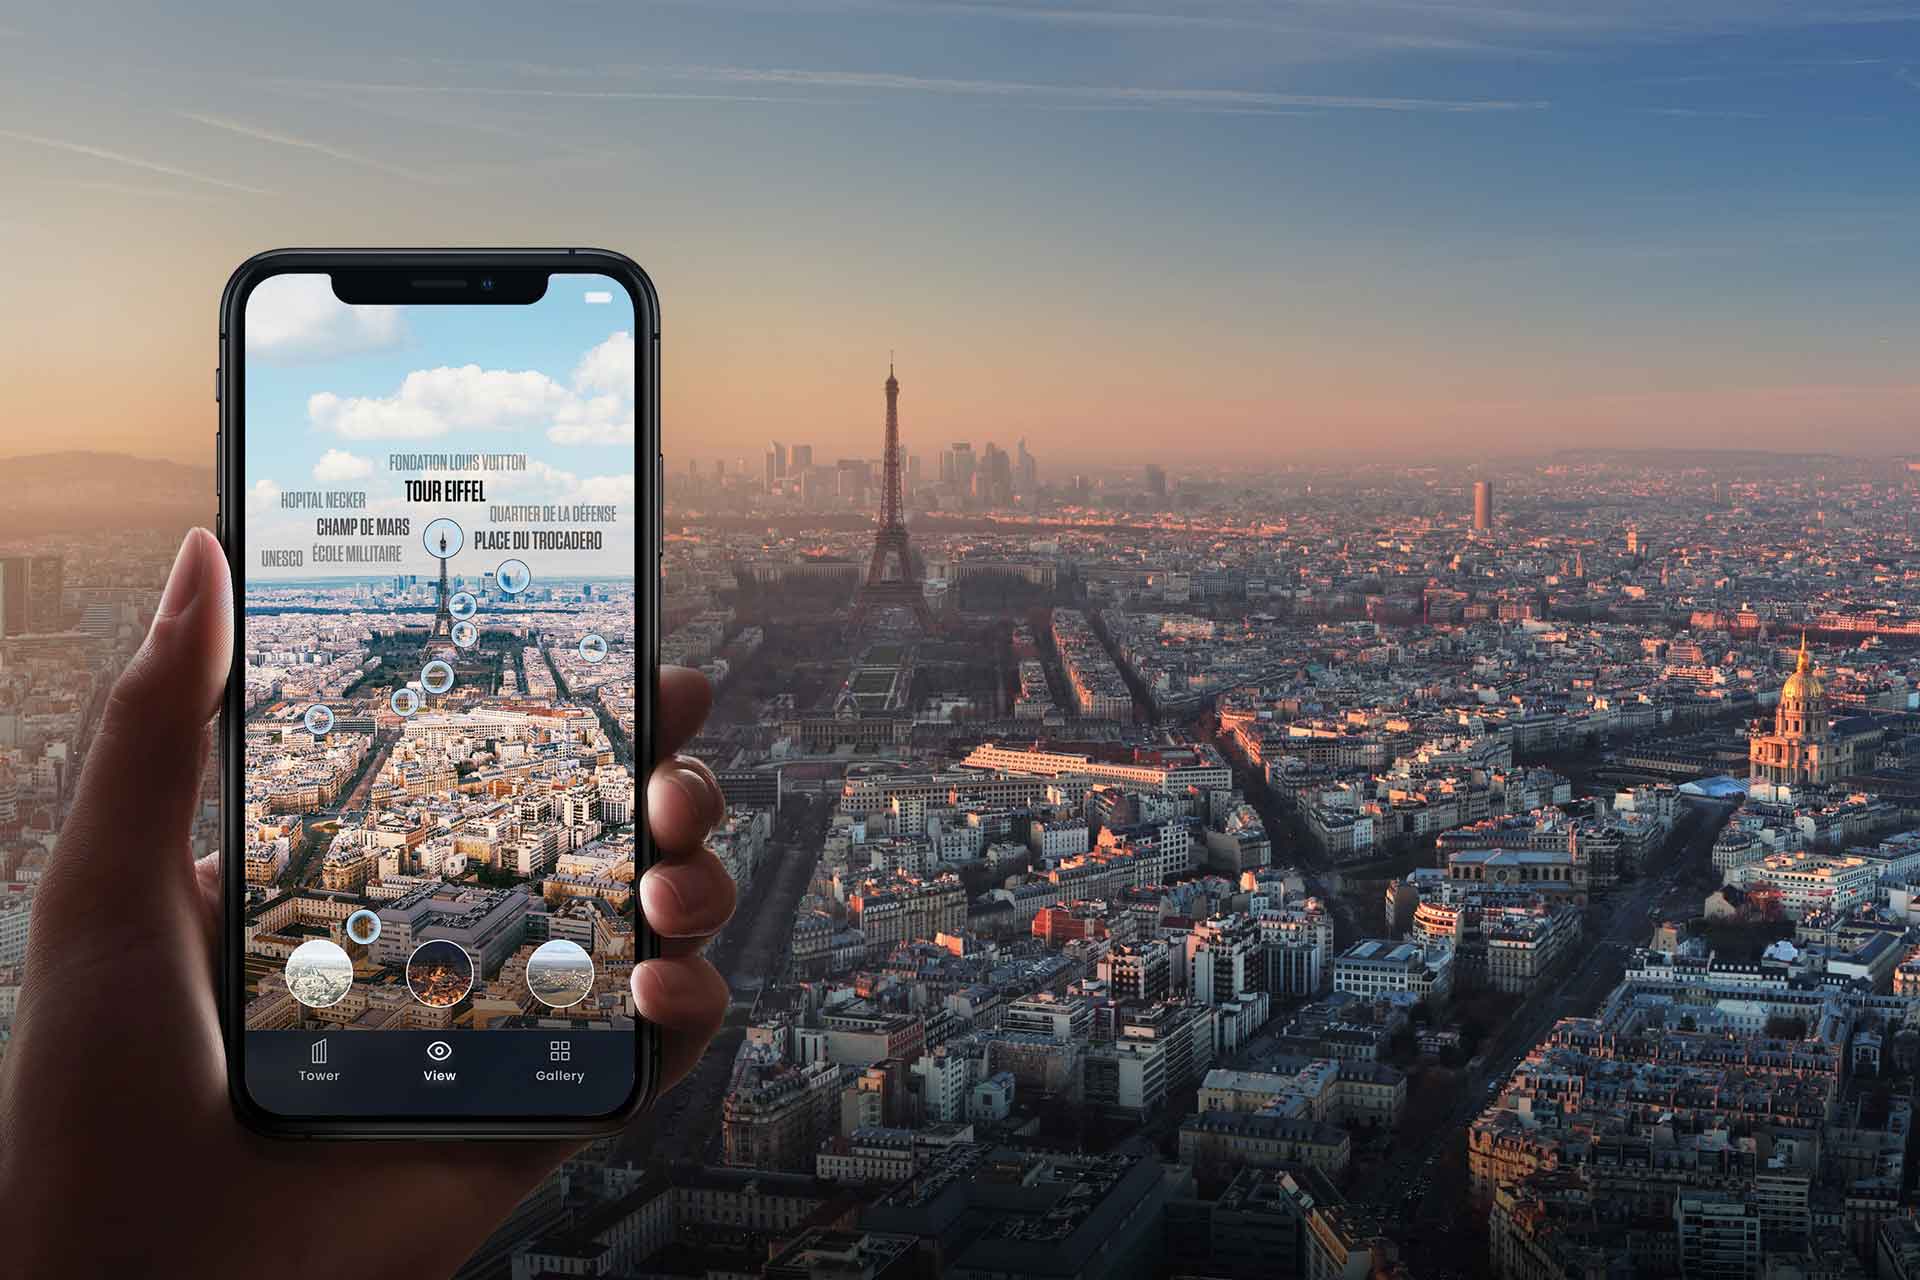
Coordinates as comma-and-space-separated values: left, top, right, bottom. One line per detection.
1749, 635, 1843, 787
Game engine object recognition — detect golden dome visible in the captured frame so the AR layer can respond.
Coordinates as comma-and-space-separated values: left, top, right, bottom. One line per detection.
1781, 635, 1823, 702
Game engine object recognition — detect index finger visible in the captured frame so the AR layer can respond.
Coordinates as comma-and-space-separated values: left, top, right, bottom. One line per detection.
656, 665, 712, 762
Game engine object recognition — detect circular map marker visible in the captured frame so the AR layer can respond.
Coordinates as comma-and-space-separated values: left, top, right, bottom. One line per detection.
495, 559, 531, 596
449, 591, 478, 620
579, 633, 609, 664
452, 620, 479, 649
390, 687, 421, 717
304, 703, 334, 736
344, 909, 381, 946
423, 517, 464, 560
421, 660, 455, 695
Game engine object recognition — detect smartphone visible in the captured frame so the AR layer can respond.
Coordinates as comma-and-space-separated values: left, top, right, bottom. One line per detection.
216, 250, 660, 1137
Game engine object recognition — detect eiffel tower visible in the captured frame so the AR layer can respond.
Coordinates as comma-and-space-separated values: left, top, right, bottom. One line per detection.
430, 529, 454, 640
848, 360, 933, 632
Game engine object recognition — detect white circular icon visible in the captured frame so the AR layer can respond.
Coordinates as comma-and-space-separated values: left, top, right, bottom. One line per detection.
283, 938, 353, 1008
526, 939, 597, 1009
345, 909, 381, 946
390, 687, 421, 717
449, 591, 478, 620
452, 620, 479, 649
578, 633, 608, 664
495, 559, 531, 595
420, 660, 454, 695
425, 1040, 454, 1062
423, 518, 464, 560
304, 703, 334, 736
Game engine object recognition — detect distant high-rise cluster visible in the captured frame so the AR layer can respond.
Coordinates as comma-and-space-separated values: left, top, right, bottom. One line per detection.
0, 554, 65, 637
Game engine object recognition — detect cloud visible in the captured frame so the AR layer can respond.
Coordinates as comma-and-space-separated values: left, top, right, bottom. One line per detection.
672, 65, 1546, 112
0, 127, 270, 194
308, 331, 635, 445
248, 479, 282, 514
552, 332, 636, 444
312, 449, 374, 483
262, 77, 835, 105
513, 460, 639, 507
247, 273, 406, 363
177, 111, 423, 179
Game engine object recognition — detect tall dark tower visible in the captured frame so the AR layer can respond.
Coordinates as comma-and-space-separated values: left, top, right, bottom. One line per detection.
430, 530, 454, 640
849, 360, 933, 632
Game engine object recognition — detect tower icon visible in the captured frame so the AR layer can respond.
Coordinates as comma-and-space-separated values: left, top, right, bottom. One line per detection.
431, 529, 454, 640
848, 360, 933, 632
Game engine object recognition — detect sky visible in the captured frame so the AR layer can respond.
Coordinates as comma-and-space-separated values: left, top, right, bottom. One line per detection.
244, 271, 638, 579
0, 1, 1917, 466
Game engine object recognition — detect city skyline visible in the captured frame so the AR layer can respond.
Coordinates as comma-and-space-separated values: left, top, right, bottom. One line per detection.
5, 445, 1920, 1275
3, 3, 1919, 464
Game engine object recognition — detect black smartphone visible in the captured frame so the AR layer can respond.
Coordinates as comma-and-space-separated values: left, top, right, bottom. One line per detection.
216, 249, 660, 1137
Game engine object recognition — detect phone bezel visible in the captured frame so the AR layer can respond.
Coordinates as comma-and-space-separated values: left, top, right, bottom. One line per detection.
217, 248, 661, 1139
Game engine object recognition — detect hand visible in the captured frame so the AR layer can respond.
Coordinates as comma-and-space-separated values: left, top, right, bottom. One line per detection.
0, 529, 734, 1277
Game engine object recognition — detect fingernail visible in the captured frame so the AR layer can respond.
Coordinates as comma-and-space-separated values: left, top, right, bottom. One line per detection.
667, 762, 720, 826
151, 529, 210, 636
632, 960, 671, 1012
646, 867, 691, 922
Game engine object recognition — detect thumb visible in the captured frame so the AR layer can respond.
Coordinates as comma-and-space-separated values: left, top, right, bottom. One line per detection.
36, 528, 232, 915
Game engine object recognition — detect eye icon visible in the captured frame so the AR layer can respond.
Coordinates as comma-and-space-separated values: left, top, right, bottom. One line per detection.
426, 1041, 453, 1063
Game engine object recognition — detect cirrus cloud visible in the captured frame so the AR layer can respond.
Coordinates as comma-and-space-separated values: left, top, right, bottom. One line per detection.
307, 330, 634, 445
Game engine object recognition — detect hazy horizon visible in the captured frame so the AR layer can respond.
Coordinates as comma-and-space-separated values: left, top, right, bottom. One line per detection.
3, 1, 1918, 464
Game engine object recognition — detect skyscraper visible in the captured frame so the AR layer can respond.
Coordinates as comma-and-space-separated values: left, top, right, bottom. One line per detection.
0, 558, 27, 638
1145, 464, 1167, 500
949, 443, 976, 499
765, 440, 787, 491
790, 444, 813, 471
0, 555, 63, 637
1472, 480, 1494, 532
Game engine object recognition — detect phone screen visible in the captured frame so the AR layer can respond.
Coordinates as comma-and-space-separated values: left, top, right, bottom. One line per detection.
236, 271, 642, 1118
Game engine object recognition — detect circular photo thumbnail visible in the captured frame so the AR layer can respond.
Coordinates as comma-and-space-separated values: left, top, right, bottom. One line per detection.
578, 633, 608, 664
423, 517, 465, 560
390, 687, 421, 717
494, 559, 531, 596
303, 703, 334, 737
405, 939, 475, 1008
344, 909, 381, 946
526, 939, 596, 1009
284, 938, 354, 1008
449, 591, 478, 620
452, 620, 479, 649
420, 660, 455, 695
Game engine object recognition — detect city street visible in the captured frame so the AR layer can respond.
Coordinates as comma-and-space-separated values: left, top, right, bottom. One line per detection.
1356, 798, 1738, 1269
613, 791, 831, 1165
